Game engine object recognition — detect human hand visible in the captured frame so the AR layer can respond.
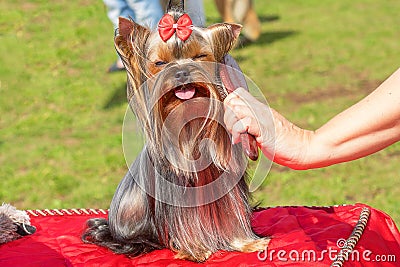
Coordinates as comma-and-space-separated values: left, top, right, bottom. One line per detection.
223, 88, 313, 169
223, 87, 273, 147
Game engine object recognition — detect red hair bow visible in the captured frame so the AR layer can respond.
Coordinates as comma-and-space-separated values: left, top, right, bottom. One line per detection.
158, 14, 193, 42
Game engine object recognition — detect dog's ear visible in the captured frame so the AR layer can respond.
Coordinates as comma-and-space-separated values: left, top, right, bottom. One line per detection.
118, 17, 134, 39
206, 23, 242, 62
115, 17, 150, 100
114, 17, 150, 62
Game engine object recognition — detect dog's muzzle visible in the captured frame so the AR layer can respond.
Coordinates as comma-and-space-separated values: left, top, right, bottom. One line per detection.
173, 67, 196, 100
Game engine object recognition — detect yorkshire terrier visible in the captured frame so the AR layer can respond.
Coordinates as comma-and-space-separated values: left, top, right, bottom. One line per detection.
83, 0, 269, 262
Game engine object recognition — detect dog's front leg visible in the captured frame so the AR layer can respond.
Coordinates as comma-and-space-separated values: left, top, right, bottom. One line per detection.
108, 149, 161, 255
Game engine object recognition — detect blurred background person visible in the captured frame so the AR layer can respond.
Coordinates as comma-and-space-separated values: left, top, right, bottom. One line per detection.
215, 0, 261, 42
104, 0, 163, 72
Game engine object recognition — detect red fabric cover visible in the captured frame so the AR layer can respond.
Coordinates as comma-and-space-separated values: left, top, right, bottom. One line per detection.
0, 203, 398, 266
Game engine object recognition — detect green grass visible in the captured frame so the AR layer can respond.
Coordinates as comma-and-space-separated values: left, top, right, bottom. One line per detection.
1, 0, 399, 225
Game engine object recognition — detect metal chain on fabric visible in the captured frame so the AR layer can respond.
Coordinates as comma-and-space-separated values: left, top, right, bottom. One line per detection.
330, 207, 371, 267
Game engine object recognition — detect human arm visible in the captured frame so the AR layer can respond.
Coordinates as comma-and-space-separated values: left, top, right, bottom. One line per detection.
223, 67, 400, 169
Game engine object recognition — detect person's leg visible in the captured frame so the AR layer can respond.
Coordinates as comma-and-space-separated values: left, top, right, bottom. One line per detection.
126, 0, 163, 29
103, 0, 136, 29
184, 0, 205, 27
103, 0, 137, 72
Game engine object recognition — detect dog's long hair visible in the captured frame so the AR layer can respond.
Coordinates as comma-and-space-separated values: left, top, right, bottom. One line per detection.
83, 1, 268, 262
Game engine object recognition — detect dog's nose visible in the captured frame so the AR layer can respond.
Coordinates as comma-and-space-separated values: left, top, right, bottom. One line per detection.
175, 69, 190, 83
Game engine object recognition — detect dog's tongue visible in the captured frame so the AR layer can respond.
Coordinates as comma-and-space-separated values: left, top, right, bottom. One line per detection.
174, 87, 196, 100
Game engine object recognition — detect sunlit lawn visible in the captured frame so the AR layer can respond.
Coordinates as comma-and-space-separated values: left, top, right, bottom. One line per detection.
0, 0, 399, 224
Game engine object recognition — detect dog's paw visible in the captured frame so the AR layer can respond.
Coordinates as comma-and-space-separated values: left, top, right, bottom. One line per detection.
231, 237, 270, 253
175, 249, 212, 262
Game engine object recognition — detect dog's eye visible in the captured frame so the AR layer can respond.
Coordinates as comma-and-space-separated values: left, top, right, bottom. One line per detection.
193, 54, 207, 60
155, 61, 167, 66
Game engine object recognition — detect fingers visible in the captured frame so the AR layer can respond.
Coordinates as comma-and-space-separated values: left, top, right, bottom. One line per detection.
231, 117, 252, 144
224, 88, 259, 119
224, 87, 250, 106
223, 91, 249, 135
223, 88, 262, 143
223, 107, 237, 133
225, 87, 260, 105
224, 107, 252, 144
224, 88, 254, 121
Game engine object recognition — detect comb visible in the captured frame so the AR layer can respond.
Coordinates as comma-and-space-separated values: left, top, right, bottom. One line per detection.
220, 55, 259, 161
